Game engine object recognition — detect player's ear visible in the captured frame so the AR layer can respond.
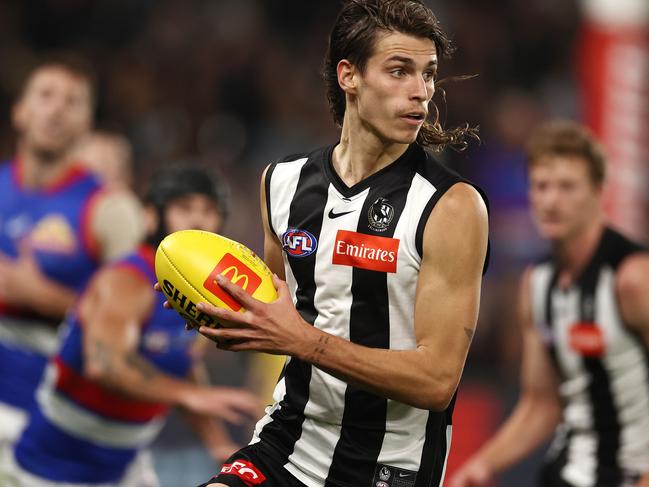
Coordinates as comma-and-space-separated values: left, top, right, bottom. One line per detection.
337, 59, 358, 95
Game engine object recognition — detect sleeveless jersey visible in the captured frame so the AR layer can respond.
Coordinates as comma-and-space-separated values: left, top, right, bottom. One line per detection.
529, 227, 649, 487
252, 143, 488, 487
0, 159, 103, 411
13, 245, 195, 484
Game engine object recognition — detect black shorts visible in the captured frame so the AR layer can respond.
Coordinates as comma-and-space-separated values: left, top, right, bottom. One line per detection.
197, 442, 307, 487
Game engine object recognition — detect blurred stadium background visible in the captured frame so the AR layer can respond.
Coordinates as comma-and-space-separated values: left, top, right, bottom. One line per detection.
0, 0, 647, 485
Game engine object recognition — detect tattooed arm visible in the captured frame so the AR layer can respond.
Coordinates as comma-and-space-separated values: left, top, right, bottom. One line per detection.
198, 182, 488, 411
80, 266, 260, 422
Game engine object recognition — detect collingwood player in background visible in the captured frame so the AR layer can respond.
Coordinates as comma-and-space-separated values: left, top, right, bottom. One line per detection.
187, 1, 489, 486
450, 121, 649, 487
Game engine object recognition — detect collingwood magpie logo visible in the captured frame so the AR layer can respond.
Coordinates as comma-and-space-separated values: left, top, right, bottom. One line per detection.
367, 197, 394, 232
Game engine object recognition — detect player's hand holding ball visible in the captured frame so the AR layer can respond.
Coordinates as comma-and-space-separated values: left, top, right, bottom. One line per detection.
155, 230, 277, 329
155, 230, 315, 357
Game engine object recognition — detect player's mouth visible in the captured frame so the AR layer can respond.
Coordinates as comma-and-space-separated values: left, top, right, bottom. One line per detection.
400, 112, 427, 126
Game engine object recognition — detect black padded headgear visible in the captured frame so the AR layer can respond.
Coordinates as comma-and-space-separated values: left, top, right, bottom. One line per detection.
143, 163, 227, 247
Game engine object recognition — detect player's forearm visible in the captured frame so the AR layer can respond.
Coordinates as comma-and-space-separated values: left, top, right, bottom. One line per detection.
471, 394, 561, 473
27, 277, 76, 318
85, 348, 195, 407
295, 325, 460, 410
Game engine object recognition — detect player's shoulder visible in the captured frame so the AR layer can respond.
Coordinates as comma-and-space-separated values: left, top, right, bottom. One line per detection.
271, 145, 332, 167
600, 226, 648, 269
263, 144, 335, 184
608, 227, 649, 295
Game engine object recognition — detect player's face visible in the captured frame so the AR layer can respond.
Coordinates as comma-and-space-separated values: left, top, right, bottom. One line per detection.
13, 66, 92, 159
165, 194, 222, 234
528, 156, 602, 242
354, 32, 437, 144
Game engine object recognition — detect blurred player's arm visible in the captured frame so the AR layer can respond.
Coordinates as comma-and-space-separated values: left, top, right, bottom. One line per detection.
181, 358, 241, 463
0, 242, 77, 317
200, 182, 488, 411
80, 267, 260, 424
616, 254, 649, 487
449, 267, 562, 487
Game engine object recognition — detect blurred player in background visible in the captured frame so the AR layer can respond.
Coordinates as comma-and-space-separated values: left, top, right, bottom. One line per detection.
450, 121, 649, 487
188, 0, 489, 486
73, 130, 134, 189
2, 164, 260, 486
0, 55, 143, 443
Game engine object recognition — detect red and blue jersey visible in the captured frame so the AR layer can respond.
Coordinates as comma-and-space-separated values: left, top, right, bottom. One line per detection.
0, 158, 104, 411
14, 245, 195, 484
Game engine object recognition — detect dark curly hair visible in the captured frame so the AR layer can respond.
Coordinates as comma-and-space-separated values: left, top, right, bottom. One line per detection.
323, 0, 478, 151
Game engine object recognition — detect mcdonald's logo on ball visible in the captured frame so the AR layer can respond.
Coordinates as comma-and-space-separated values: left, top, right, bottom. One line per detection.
203, 253, 262, 311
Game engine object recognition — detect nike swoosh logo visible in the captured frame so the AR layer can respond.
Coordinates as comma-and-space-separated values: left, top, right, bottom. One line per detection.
398, 473, 415, 478
328, 209, 355, 219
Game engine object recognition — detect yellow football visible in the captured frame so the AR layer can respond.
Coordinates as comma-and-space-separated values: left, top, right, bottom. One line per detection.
155, 230, 277, 327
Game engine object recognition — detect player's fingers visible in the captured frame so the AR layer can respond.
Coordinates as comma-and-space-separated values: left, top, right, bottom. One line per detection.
215, 274, 259, 309
227, 390, 264, 417
153, 282, 161, 292
198, 326, 253, 342
216, 407, 244, 425
272, 274, 289, 297
163, 300, 172, 309
196, 302, 253, 327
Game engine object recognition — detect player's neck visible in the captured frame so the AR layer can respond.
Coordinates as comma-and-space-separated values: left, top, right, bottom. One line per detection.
18, 144, 74, 189
553, 217, 605, 288
333, 118, 409, 188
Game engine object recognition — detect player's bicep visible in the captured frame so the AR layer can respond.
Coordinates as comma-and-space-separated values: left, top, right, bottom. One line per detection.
414, 184, 488, 370
259, 165, 285, 279
79, 269, 153, 377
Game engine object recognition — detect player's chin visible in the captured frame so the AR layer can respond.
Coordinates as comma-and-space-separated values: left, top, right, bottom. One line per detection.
537, 221, 568, 241
387, 128, 419, 145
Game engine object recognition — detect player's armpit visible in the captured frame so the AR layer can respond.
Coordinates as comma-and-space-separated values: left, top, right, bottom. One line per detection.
91, 189, 145, 262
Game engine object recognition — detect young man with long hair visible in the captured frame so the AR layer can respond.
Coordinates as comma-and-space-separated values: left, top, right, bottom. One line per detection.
190, 1, 489, 486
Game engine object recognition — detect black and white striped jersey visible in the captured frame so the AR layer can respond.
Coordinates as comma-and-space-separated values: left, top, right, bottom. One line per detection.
250, 143, 485, 487
530, 227, 649, 487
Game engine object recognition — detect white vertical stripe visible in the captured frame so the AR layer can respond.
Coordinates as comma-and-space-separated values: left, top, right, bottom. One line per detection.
548, 287, 598, 485
563, 431, 598, 487
268, 158, 308, 240
377, 173, 435, 470
286, 184, 369, 484
250, 378, 286, 445
438, 425, 453, 487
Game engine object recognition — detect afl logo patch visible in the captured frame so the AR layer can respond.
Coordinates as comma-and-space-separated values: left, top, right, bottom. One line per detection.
282, 228, 317, 257
368, 197, 394, 232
